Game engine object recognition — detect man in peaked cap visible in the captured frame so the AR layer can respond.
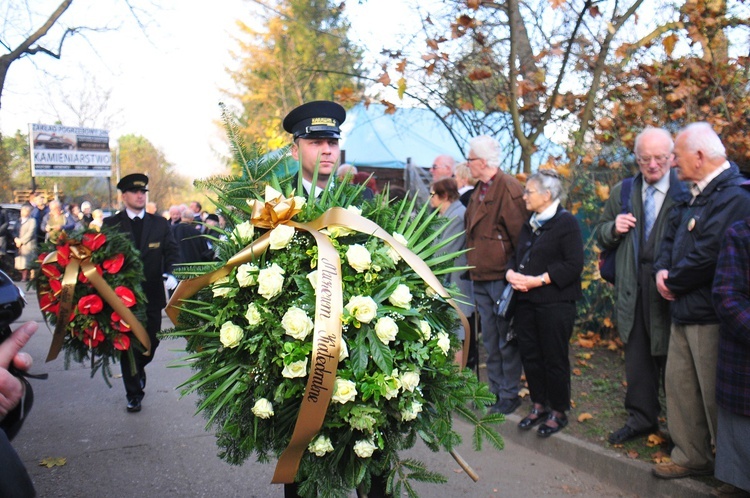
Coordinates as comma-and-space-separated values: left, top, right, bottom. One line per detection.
283, 100, 347, 197
104, 173, 179, 413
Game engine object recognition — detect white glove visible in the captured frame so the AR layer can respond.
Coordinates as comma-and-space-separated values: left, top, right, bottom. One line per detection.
163, 274, 178, 291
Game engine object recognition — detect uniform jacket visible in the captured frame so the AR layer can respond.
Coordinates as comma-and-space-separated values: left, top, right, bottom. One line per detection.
103, 211, 179, 311
654, 163, 750, 324
508, 205, 584, 303
464, 172, 528, 281
712, 215, 750, 416
595, 169, 689, 355
438, 200, 474, 318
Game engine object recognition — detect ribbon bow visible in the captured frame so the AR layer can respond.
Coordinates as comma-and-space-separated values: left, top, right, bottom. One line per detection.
42, 235, 151, 362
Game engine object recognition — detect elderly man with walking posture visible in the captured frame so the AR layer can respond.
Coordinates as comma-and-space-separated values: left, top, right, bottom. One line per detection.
596, 127, 689, 445
464, 135, 528, 415
652, 122, 750, 479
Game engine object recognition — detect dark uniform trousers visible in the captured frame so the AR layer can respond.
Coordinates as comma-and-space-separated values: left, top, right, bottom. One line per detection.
624, 229, 666, 431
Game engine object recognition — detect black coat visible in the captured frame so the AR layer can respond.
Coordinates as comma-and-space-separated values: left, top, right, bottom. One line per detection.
173, 222, 213, 263
103, 211, 179, 311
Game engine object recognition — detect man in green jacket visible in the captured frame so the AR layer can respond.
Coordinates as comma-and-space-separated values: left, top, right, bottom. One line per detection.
595, 127, 689, 445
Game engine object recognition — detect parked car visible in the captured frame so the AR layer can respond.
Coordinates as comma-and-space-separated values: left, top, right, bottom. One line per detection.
1, 203, 22, 279
33, 133, 75, 150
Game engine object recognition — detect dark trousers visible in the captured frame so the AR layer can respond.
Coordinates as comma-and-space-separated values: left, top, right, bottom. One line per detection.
284, 474, 390, 497
122, 306, 162, 402
515, 300, 576, 413
624, 297, 666, 431
0, 430, 35, 498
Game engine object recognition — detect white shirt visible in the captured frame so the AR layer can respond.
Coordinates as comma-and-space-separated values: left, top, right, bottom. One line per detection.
125, 208, 145, 220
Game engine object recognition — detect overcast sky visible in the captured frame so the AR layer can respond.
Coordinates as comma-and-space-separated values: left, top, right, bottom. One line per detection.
0, 0, 419, 180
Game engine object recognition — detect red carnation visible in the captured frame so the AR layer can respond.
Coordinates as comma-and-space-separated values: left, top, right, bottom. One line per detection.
78, 294, 104, 315
113, 334, 131, 351
78, 264, 103, 284
56, 244, 71, 266
102, 253, 125, 274
115, 286, 136, 308
82, 232, 107, 251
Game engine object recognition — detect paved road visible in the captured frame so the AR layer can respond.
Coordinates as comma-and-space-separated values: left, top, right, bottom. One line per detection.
11, 288, 631, 497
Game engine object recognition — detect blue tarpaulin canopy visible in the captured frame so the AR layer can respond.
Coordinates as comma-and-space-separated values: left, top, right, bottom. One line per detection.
340, 103, 562, 171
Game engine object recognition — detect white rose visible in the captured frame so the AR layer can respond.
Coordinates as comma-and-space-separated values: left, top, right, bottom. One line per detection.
332, 378, 358, 404
257, 263, 285, 300
251, 398, 274, 419
308, 435, 334, 457
346, 244, 372, 273
292, 196, 306, 210
212, 276, 232, 297
346, 205, 362, 216
437, 331, 451, 355
269, 224, 296, 250
374, 317, 399, 344
233, 220, 255, 242
400, 370, 420, 393
345, 296, 378, 324
418, 320, 432, 341
388, 284, 413, 309
339, 338, 349, 361
219, 321, 244, 349
245, 303, 262, 326
237, 263, 258, 287
383, 371, 401, 400
401, 401, 423, 422
353, 439, 378, 458
307, 270, 318, 292
282, 358, 308, 378
386, 232, 408, 263
281, 307, 314, 341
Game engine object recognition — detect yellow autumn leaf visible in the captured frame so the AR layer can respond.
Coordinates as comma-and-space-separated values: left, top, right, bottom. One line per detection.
603, 317, 614, 328
572, 368, 582, 376
651, 451, 671, 464
595, 182, 611, 201
578, 352, 592, 360
397, 78, 407, 100
577, 412, 593, 422
662, 33, 678, 57
39, 457, 67, 468
518, 387, 530, 398
548, 0, 566, 9
647, 433, 666, 447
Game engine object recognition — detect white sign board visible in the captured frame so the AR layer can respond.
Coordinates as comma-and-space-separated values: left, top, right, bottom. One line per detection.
29, 123, 112, 177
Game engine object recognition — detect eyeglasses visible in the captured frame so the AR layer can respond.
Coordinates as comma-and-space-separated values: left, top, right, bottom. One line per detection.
523, 189, 538, 196
636, 154, 671, 165
466, 157, 482, 162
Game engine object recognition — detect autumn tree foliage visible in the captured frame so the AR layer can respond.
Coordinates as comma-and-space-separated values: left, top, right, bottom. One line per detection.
596, 0, 750, 175
225, 0, 364, 153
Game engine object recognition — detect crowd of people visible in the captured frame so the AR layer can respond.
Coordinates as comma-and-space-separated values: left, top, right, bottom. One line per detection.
2, 99, 749, 498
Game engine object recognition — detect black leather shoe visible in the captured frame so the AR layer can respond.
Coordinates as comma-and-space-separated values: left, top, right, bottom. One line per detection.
537, 412, 568, 438
607, 425, 658, 445
126, 399, 141, 413
518, 407, 549, 430
490, 397, 521, 415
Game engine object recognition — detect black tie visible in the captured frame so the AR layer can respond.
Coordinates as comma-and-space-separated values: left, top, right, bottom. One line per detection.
131, 216, 143, 248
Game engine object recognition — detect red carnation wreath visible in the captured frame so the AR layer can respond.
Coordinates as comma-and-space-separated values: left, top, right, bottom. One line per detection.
34, 226, 148, 385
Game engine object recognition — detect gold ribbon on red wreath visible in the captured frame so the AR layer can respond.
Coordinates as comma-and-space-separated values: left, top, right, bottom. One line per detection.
165, 189, 470, 484
42, 243, 151, 362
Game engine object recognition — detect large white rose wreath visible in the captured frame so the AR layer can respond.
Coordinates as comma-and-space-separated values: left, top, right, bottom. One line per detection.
164, 119, 503, 497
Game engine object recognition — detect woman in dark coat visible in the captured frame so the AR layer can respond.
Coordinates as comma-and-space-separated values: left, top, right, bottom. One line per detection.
505, 170, 584, 437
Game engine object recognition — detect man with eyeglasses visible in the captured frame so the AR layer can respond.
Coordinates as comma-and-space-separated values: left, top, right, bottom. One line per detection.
595, 127, 689, 446
430, 154, 455, 181
652, 122, 750, 480
464, 135, 528, 415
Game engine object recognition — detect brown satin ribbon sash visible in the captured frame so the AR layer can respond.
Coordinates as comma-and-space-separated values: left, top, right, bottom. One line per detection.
42, 247, 151, 362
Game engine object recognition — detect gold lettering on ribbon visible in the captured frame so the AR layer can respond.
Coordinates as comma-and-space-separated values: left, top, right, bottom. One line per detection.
42, 247, 151, 362
165, 199, 470, 483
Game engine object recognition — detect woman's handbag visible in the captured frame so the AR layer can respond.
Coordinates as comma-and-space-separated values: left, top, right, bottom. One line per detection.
494, 283, 516, 319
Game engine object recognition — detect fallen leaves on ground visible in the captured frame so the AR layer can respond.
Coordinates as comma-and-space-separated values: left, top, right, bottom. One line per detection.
572, 368, 582, 376
651, 451, 671, 464
646, 433, 666, 447
39, 457, 67, 468
627, 450, 639, 459
577, 412, 594, 423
